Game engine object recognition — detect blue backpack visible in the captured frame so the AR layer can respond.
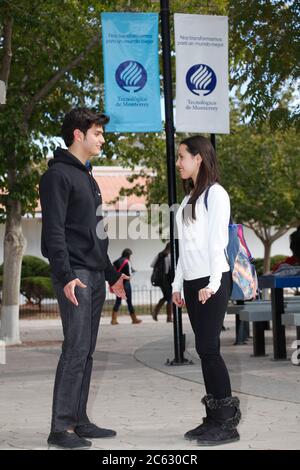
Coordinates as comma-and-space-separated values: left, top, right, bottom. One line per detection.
204, 186, 258, 301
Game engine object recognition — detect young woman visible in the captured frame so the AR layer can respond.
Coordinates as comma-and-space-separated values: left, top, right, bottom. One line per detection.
111, 248, 142, 325
172, 135, 241, 446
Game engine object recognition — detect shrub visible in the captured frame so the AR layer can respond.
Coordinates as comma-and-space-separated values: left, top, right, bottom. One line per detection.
21, 255, 51, 278
20, 276, 55, 311
0, 255, 50, 278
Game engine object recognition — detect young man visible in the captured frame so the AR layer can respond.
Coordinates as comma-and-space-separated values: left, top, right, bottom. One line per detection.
39, 107, 128, 449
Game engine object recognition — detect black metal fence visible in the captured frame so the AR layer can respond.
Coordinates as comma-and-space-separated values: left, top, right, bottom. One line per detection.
18, 286, 177, 319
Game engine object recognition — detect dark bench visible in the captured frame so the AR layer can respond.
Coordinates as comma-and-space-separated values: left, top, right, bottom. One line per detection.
239, 302, 272, 357
281, 313, 300, 342
226, 304, 249, 345
238, 301, 300, 357
284, 302, 300, 314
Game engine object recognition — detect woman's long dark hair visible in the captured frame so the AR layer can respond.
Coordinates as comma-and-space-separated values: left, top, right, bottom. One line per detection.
180, 135, 220, 224
122, 248, 132, 259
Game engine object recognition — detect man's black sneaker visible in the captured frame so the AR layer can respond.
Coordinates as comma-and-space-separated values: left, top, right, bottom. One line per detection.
47, 431, 92, 449
75, 423, 117, 439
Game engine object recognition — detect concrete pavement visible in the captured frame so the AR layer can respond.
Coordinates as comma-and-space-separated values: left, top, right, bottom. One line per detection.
0, 314, 299, 450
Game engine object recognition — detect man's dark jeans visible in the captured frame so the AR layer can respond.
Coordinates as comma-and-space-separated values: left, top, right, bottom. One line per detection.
50, 269, 106, 432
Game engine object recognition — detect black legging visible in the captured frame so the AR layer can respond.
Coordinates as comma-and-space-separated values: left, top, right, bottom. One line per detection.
183, 271, 232, 399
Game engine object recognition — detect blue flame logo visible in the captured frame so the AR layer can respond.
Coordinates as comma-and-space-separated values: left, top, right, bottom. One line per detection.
115, 61, 147, 93
186, 64, 217, 96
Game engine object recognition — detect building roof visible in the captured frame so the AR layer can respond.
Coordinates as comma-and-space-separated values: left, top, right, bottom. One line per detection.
93, 166, 150, 212
30, 166, 151, 216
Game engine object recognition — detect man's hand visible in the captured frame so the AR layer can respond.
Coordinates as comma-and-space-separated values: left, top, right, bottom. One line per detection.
110, 274, 129, 299
63, 278, 87, 306
172, 291, 185, 308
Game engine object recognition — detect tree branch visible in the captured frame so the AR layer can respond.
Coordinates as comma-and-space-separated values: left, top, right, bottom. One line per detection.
22, 33, 99, 125
256, 221, 265, 240
244, 222, 265, 243
269, 226, 289, 244
0, 14, 13, 85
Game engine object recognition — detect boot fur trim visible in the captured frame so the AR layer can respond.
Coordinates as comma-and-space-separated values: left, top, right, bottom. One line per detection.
219, 408, 242, 431
201, 394, 240, 410
201, 394, 241, 430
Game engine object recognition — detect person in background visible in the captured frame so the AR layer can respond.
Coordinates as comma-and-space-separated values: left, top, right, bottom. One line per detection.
111, 249, 142, 325
272, 226, 300, 273
151, 242, 173, 322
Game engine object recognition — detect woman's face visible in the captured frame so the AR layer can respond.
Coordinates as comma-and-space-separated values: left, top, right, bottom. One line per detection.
176, 144, 202, 181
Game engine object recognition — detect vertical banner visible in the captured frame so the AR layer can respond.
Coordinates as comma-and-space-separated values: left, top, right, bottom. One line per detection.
101, 13, 162, 133
174, 14, 229, 134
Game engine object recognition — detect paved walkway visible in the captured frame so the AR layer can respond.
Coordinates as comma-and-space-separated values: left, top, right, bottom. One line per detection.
0, 314, 299, 450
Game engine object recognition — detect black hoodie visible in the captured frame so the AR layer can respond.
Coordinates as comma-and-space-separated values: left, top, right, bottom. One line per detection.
39, 147, 121, 287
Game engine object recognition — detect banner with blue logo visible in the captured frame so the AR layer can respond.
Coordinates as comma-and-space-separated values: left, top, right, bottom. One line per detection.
101, 13, 162, 133
174, 14, 229, 134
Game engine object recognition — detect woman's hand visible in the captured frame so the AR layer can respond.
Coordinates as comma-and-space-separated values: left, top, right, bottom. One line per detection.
198, 287, 214, 304
110, 274, 129, 299
172, 291, 185, 307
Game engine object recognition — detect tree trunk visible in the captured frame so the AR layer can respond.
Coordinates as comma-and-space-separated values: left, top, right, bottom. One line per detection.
263, 240, 272, 274
0, 14, 13, 106
0, 198, 26, 345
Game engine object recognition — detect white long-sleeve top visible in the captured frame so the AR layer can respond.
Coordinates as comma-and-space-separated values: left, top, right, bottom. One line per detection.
172, 183, 230, 294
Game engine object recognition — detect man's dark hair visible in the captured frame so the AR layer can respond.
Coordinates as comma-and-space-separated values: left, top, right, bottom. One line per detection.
61, 107, 110, 147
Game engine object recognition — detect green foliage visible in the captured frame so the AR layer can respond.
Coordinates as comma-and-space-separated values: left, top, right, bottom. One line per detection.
0, 255, 51, 278
104, 132, 170, 204
0, 0, 107, 221
0, 255, 52, 306
229, 0, 299, 129
20, 255, 51, 278
218, 124, 300, 231
100, 119, 300, 237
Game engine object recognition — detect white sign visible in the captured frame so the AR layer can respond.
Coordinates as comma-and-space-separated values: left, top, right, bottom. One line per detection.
174, 14, 229, 134
0, 80, 6, 104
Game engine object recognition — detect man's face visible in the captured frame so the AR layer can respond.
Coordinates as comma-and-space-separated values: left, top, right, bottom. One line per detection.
82, 124, 105, 157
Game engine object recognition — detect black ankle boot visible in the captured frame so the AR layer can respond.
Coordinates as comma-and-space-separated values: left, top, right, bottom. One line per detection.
184, 416, 214, 440
184, 401, 214, 440
196, 395, 241, 446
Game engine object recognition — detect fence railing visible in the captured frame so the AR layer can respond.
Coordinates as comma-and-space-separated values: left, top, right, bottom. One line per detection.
18, 286, 173, 319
